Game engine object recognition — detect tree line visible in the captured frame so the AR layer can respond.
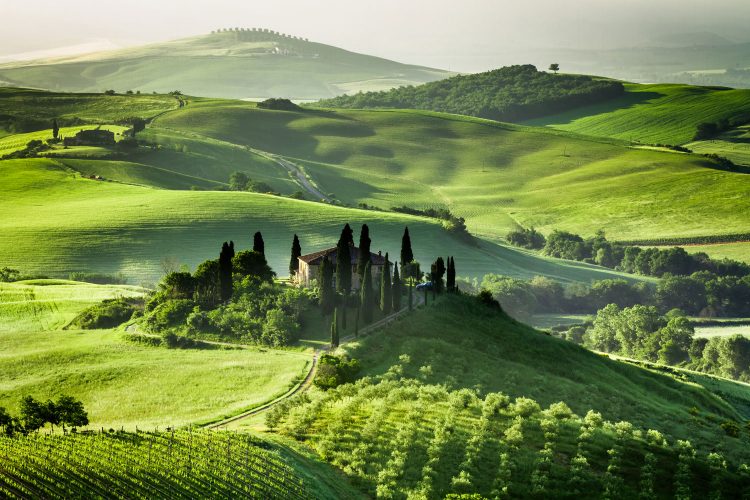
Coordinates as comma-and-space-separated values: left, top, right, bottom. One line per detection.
316, 65, 625, 122
0, 395, 88, 436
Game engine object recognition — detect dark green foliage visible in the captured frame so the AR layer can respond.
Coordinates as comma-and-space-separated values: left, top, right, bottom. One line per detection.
400, 227, 414, 269
51, 118, 59, 139
257, 98, 302, 111
549, 63, 560, 74
193, 259, 221, 308
229, 171, 249, 191
219, 241, 234, 302
431, 257, 446, 294
391, 206, 472, 241
330, 308, 339, 348
289, 234, 302, 277
319, 257, 335, 314
380, 254, 392, 314
318, 65, 624, 122
68, 297, 142, 330
360, 261, 374, 324
336, 225, 352, 295
354, 305, 360, 337
313, 354, 360, 390
392, 264, 402, 311
68, 272, 127, 285
232, 250, 274, 282
145, 299, 195, 332
506, 227, 546, 250
132, 117, 146, 135
253, 231, 265, 256
18, 395, 87, 433
447, 256, 456, 292
357, 224, 371, 278
159, 271, 196, 299
0, 267, 21, 282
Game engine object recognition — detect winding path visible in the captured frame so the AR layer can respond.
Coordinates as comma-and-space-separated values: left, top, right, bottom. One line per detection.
205, 291, 425, 430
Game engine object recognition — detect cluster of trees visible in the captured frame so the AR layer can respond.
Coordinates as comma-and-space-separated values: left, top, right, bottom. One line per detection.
143, 232, 313, 346
693, 115, 749, 140
514, 229, 750, 280
257, 98, 301, 111
0, 395, 88, 436
229, 171, 274, 194
314, 354, 361, 390
391, 206, 472, 242
317, 65, 625, 122
569, 305, 750, 382
477, 272, 750, 320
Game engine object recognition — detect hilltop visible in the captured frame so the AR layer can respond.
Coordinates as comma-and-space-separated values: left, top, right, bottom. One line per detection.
317, 65, 625, 122
0, 29, 453, 99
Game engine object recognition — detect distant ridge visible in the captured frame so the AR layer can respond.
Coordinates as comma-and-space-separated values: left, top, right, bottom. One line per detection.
0, 29, 453, 99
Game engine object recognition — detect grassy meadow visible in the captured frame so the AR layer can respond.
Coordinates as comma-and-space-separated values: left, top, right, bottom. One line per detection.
0, 280, 311, 429
155, 102, 750, 242
0, 125, 129, 156
0, 158, 643, 283
688, 123, 750, 166
524, 83, 750, 145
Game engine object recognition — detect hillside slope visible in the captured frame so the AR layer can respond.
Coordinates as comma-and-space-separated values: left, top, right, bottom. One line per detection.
524, 83, 750, 145
0, 31, 452, 99
155, 102, 750, 242
268, 295, 750, 497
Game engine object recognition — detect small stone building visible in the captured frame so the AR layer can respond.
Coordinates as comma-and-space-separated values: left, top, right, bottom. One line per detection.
297, 245, 390, 290
63, 129, 115, 147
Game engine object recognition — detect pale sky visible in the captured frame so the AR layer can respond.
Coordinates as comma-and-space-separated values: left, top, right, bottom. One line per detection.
2, 0, 749, 71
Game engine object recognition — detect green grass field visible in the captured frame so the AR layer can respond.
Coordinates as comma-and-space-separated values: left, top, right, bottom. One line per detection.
695, 325, 750, 339
154, 103, 750, 242
0, 32, 452, 100
0, 281, 311, 429
0, 158, 645, 283
524, 83, 750, 145
688, 123, 750, 166
0, 125, 128, 156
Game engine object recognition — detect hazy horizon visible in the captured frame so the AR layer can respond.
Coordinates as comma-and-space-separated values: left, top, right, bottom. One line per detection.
2, 0, 750, 71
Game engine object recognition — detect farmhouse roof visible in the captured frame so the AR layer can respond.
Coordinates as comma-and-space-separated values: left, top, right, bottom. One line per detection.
299, 246, 387, 266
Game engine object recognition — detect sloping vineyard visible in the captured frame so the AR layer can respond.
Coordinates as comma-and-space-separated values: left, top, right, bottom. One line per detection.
0, 430, 308, 499
270, 378, 750, 498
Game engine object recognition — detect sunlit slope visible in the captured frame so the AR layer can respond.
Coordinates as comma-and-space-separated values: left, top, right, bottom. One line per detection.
0, 158, 637, 283
155, 103, 750, 241
524, 83, 750, 145
0, 32, 452, 99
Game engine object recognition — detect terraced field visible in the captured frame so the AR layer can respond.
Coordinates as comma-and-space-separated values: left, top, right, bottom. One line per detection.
525, 83, 750, 145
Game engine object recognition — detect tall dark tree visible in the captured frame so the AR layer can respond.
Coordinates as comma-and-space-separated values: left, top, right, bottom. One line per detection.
360, 261, 374, 324
330, 307, 339, 348
447, 256, 457, 292
392, 264, 402, 311
357, 224, 371, 278
253, 231, 265, 256
219, 241, 234, 302
354, 305, 360, 338
319, 258, 334, 314
339, 223, 354, 247
52, 119, 59, 140
380, 253, 392, 314
289, 234, 302, 277
336, 226, 352, 296
400, 227, 414, 272
432, 257, 446, 294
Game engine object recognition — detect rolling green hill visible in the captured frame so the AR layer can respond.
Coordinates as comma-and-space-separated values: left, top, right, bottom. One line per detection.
267, 295, 750, 497
524, 83, 750, 145
154, 102, 750, 244
0, 158, 641, 284
0, 31, 452, 100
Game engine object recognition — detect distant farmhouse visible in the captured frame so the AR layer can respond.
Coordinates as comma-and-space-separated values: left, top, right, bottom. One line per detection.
63, 129, 115, 147
297, 244, 390, 289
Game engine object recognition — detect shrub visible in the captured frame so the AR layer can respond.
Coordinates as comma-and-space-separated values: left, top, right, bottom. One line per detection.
314, 355, 361, 390
144, 299, 195, 332
506, 227, 546, 250
68, 297, 142, 329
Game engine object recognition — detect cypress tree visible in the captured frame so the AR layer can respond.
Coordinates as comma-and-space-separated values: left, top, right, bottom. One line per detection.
219, 241, 234, 302
289, 234, 302, 277
380, 253, 392, 314
319, 258, 334, 313
432, 257, 446, 294
400, 227, 414, 272
253, 232, 265, 256
392, 264, 402, 311
360, 261, 374, 324
447, 256, 456, 292
52, 119, 59, 140
336, 226, 352, 296
354, 305, 360, 337
357, 224, 371, 278
330, 308, 339, 348
339, 223, 354, 247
